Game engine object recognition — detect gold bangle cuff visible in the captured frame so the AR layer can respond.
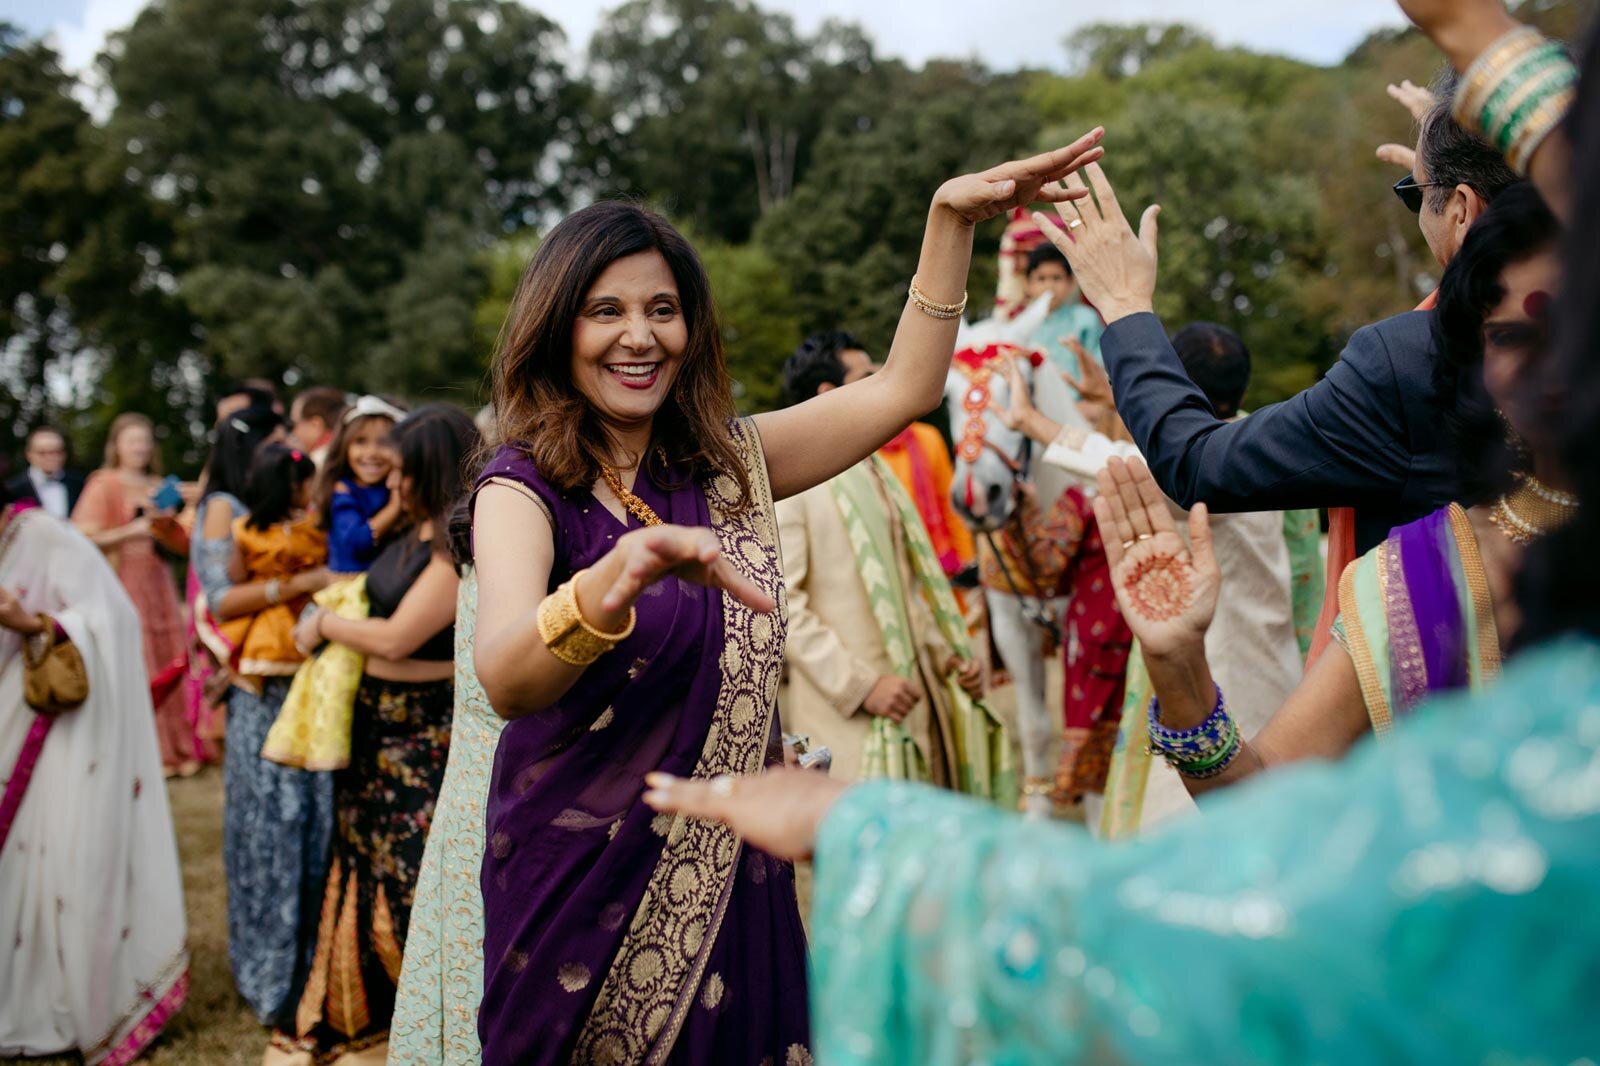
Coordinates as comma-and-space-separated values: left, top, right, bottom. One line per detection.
537, 569, 636, 667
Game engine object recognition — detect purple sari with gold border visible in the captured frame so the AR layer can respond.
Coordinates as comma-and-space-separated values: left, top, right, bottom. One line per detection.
1336, 504, 1501, 734
474, 420, 810, 1065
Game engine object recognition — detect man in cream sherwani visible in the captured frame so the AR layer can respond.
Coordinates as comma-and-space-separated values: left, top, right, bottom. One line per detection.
776, 333, 983, 785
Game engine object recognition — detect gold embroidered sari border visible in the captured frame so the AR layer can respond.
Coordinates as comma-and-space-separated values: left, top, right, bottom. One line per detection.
1447, 503, 1502, 681
573, 418, 785, 1065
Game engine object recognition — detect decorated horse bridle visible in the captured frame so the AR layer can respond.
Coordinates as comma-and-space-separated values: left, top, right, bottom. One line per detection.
954, 350, 1063, 641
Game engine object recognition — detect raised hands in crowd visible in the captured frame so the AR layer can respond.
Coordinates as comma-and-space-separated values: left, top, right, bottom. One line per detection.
1375, 79, 1438, 170
1091, 457, 1220, 661
1033, 163, 1162, 326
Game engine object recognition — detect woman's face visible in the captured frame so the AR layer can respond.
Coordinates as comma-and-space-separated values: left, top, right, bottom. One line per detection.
1483, 246, 1561, 439
569, 250, 689, 432
345, 417, 395, 487
117, 424, 154, 472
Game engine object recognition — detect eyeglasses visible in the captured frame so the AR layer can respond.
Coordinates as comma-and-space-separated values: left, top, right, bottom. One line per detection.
1393, 173, 1448, 214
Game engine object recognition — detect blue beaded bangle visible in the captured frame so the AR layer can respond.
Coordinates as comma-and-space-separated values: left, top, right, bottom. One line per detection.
1147, 685, 1243, 776
1173, 720, 1242, 778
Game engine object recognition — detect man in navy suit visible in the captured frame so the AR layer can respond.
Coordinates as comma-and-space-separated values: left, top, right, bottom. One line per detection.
6, 426, 85, 521
1049, 95, 1518, 554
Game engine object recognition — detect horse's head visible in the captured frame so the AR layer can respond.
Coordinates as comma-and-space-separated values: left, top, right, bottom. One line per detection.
946, 344, 1037, 533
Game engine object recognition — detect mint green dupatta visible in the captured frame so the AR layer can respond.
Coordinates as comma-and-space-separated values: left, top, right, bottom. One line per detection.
1337, 503, 1500, 735
829, 458, 1016, 804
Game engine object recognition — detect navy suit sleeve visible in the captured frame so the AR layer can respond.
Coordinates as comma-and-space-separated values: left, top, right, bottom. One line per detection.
1101, 312, 1412, 513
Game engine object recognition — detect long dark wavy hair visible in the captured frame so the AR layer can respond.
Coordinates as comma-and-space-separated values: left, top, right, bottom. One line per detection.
391, 404, 481, 559
1431, 181, 1559, 508
490, 201, 750, 509
1516, 23, 1600, 647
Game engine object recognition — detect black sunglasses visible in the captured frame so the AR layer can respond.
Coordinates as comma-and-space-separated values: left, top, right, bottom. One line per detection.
1393, 173, 1448, 213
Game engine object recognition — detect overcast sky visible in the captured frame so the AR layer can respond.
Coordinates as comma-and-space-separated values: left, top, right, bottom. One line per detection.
12, 0, 1411, 75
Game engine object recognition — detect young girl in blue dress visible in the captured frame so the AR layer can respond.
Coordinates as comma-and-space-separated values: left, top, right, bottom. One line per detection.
316, 395, 408, 572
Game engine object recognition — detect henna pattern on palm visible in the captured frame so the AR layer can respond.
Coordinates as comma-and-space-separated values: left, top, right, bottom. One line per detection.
1124, 552, 1194, 623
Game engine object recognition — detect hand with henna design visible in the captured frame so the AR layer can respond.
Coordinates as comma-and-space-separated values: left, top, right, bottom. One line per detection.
1091, 456, 1220, 658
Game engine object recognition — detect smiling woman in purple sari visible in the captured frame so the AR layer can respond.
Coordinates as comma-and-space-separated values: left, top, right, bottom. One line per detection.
468, 131, 1107, 1064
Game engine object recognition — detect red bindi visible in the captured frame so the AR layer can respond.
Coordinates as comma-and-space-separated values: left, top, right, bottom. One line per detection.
1524, 290, 1552, 319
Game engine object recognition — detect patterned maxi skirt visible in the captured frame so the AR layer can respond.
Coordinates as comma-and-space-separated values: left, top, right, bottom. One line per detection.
224, 678, 336, 1029
286, 675, 453, 1062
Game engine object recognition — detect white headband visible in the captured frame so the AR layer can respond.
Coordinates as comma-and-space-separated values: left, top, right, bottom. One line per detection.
342, 395, 407, 425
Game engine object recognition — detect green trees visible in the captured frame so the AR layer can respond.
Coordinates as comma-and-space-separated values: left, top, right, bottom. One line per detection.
100, 0, 579, 404
4, 0, 1588, 469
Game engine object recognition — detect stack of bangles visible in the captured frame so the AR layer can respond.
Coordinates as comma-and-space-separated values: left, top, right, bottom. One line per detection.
1146, 685, 1242, 779
537, 569, 635, 667
1453, 25, 1579, 176
908, 275, 968, 320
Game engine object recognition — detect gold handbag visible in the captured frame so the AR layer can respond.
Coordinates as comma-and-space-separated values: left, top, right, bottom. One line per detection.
23, 614, 89, 715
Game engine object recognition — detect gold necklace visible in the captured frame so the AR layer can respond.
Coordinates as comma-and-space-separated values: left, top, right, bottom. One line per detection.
599, 462, 663, 527
1488, 474, 1579, 545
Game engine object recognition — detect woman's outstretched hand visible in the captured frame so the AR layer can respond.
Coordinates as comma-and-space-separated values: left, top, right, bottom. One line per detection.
1035, 162, 1160, 325
932, 129, 1106, 228
590, 524, 776, 616
1093, 457, 1219, 657
643, 767, 850, 862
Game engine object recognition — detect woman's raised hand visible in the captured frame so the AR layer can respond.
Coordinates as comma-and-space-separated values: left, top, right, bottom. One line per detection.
643, 768, 849, 862
1093, 457, 1219, 657
932, 129, 1106, 227
595, 525, 776, 615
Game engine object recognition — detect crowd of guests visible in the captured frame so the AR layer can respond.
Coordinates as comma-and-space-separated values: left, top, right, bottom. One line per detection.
3, 0, 1598, 1062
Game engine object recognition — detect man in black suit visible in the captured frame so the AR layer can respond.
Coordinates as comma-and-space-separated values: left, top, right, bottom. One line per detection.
1048, 96, 1518, 554
7, 426, 85, 520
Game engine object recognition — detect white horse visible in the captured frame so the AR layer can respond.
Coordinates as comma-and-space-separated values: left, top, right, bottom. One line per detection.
946, 296, 1087, 816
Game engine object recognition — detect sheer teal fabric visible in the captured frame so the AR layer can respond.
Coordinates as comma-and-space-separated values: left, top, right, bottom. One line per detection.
812, 637, 1600, 1065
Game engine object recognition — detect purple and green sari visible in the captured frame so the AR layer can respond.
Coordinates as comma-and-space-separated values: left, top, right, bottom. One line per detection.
473, 419, 811, 1066
1336, 503, 1501, 734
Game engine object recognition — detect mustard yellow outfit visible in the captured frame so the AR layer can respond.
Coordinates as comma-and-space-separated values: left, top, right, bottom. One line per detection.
219, 515, 327, 677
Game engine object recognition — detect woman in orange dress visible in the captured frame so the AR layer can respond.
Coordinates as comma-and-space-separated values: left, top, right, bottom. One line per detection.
72, 412, 197, 776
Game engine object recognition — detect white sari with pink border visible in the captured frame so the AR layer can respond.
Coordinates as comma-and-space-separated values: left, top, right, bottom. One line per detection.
0, 505, 189, 1063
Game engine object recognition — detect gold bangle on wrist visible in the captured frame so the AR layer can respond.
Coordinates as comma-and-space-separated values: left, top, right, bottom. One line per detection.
537, 569, 636, 667
908, 275, 968, 320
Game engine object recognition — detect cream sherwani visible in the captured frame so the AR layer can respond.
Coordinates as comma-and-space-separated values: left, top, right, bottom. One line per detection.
777, 464, 957, 785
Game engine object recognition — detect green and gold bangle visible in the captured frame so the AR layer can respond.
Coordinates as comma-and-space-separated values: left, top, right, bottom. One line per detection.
1490, 61, 1578, 155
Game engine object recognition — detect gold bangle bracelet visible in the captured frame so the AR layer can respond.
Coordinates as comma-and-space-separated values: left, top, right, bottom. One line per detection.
908, 275, 968, 319
537, 570, 636, 667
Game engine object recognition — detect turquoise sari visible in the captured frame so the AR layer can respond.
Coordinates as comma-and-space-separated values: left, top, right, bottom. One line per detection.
811, 638, 1600, 1064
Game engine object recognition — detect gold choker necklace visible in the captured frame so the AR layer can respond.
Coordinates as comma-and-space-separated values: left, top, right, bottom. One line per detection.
1488, 475, 1579, 545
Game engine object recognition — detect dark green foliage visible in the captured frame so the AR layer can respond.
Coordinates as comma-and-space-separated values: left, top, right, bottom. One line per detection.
4, 0, 1595, 475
